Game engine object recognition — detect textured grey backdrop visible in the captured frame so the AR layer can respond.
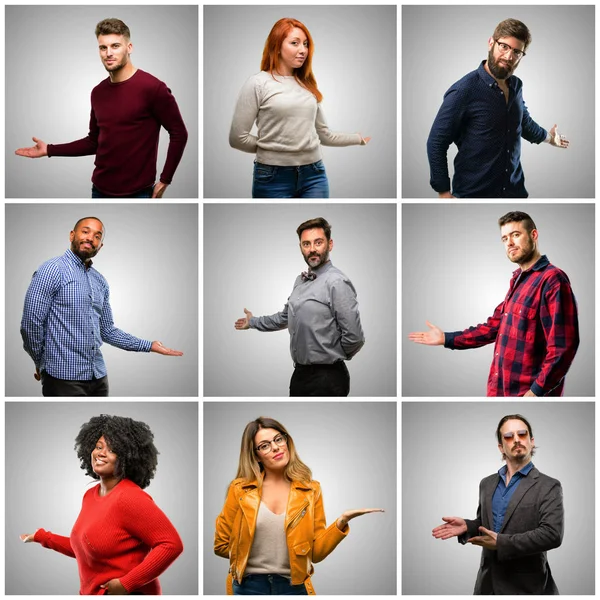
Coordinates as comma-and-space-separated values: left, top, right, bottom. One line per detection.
6, 5, 198, 198
402, 5, 595, 198
6, 204, 198, 397
402, 402, 595, 594
204, 204, 396, 397
203, 401, 397, 595
204, 5, 396, 198
6, 401, 198, 595
402, 204, 594, 396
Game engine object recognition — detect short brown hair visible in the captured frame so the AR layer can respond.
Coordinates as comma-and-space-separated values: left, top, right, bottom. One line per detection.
296, 217, 331, 241
498, 211, 536, 234
492, 18, 531, 51
95, 18, 131, 40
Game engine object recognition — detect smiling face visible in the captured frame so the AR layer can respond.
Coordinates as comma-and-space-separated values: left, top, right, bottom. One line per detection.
70, 218, 104, 262
254, 427, 290, 472
279, 27, 308, 75
91, 436, 118, 478
498, 419, 534, 463
500, 221, 537, 266
487, 35, 525, 80
98, 33, 132, 73
300, 227, 333, 270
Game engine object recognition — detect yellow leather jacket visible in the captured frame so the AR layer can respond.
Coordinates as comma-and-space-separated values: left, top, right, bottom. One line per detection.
214, 478, 348, 594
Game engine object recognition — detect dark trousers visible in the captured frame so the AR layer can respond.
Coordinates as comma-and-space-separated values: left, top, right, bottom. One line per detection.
233, 574, 308, 595
41, 371, 109, 397
289, 362, 350, 397
91, 185, 154, 198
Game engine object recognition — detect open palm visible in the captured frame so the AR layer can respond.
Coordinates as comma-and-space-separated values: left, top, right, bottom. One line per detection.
408, 321, 444, 346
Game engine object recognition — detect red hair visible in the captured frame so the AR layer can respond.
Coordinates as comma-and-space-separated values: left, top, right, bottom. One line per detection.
260, 18, 323, 103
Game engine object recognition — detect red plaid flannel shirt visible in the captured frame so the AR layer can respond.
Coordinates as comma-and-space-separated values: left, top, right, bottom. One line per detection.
444, 256, 579, 396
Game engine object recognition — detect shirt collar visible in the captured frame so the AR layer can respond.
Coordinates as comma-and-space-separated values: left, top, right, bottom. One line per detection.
512, 254, 549, 277
498, 461, 534, 479
478, 59, 516, 90
64, 247, 93, 270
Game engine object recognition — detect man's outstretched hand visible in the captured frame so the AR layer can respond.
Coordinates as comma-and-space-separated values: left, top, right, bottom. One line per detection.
549, 124, 569, 149
151, 341, 183, 356
432, 516, 467, 540
15, 137, 48, 158
234, 308, 253, 330
408, 321, 445, 346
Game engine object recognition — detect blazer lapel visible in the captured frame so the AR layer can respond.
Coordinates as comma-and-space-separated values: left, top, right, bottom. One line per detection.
483, 476, 498, 529
500, 467, 539, 533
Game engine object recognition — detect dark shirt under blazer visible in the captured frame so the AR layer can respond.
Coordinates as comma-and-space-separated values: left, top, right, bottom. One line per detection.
458, 466, 563, 595
427, 61, 547, 198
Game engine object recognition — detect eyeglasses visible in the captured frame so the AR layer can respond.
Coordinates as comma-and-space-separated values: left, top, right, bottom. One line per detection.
494, 40, 526, 60
502, 429, 529, 441
255, 433, 288, 455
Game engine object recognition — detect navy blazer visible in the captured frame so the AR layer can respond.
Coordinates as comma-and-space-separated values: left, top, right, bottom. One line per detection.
459, 466, 563, 594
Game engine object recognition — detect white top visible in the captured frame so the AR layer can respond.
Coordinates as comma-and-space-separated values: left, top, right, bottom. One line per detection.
245, 501, 291, 576
229, 71, 362, 166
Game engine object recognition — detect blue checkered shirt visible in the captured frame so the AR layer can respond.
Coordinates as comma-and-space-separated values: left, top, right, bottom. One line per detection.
21, 249, 152, 380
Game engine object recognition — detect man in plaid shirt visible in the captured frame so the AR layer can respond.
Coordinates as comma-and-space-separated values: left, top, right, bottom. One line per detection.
21, 216, 183, 396
409, 211, 579, 396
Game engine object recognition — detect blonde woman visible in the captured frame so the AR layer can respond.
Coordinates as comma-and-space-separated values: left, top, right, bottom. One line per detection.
214, 417, 383, 595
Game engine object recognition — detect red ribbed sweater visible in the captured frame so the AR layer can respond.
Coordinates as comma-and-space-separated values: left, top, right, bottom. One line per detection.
47, 69, 188, 196
33, 479, 183, 595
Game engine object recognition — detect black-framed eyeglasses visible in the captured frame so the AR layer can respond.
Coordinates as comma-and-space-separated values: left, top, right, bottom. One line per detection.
494, 39, 526, 59
255, 433, 288, 455
502, 429, 529, 441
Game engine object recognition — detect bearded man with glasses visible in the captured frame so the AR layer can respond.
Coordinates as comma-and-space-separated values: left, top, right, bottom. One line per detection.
427, 18, 569, 198
432, 414, 564, 594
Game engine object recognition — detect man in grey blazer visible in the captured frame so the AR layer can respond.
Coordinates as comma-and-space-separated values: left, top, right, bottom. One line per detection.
432, 414, 564, 594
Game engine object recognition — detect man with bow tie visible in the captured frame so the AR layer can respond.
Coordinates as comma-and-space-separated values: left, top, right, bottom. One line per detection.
234, 217, 364, 396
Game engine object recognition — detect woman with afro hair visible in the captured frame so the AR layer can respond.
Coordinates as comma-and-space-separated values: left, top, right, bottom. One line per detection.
20, 414, 183, 595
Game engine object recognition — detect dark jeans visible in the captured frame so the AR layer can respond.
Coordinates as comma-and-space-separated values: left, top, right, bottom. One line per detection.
289, 362, 350, 397
41, 371, 109, 397
91, 185, 154, 198
233, 574, 308, 595
252, 160, 329, 198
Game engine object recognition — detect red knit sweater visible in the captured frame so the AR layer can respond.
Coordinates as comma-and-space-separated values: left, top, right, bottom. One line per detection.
47, 69, 188, 196
33, 479, 183, 595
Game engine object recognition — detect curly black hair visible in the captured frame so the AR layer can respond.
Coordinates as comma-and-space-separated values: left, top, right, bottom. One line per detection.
74, 415, 159, 489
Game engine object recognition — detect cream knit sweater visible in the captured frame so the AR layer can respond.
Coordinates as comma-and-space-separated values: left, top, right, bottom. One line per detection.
230, 71, 362, 166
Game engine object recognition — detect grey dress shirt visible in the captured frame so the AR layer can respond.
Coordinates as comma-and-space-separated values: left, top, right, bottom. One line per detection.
249, 261, 364, 365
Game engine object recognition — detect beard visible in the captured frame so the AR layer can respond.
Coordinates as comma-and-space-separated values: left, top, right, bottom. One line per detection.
71, 240, 99, 262
103, 55, 128, 73
507, 237, 536, 265
304, 247, 330, 270
487, 48, 515, 80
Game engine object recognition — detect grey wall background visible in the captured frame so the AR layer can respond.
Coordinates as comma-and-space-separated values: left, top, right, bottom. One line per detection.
204, 401, 396, 595
6, 401, 198, 594
402, 402, 595, 594
6, 5, 198, 198
6, 204, 198, 397
402, 204, 594, 396
204, 204, 396, 396
204, 5, 396, 198
402, 5, 594, 198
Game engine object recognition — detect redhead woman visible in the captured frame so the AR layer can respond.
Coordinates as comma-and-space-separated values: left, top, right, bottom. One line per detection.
20, 415, 183, 595
229, 18, 371, 199
214, 417, 383, 595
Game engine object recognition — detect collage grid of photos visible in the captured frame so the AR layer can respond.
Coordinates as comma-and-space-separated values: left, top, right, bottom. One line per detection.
2, 2, 596, 598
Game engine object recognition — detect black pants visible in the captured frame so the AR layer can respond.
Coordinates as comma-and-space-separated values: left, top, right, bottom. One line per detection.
41, 371, 109, 397
289, 362, 350, 397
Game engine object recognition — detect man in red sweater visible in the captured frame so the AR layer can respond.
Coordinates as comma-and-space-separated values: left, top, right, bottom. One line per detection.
15, 18, 188, 198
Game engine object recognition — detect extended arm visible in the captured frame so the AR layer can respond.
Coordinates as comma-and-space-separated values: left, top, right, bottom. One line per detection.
444, 301, 503, 350
248, 303, 289, 331
427, 86, 467, 195
520, 99, 548, 145
311, 483, 349, 563
229, 77, 259, 153
330, 279, 365, 359
530, 279, 579, 396
20, 263, 61, 369
116, 491, 184, 593
314, 105, 364, 147
214, 482, 239, 559
31, 528, 76, 558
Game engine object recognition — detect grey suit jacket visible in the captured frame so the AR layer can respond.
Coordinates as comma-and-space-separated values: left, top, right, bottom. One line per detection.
458, 466, 564, 595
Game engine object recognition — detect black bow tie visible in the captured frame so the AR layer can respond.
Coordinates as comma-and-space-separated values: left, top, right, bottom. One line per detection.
301, 270, 317, 281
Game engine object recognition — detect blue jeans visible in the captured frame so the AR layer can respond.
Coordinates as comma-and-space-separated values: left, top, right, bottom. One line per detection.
233, 574, 308, 595
91, 185, 154, 198
252, 160, 329, 198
